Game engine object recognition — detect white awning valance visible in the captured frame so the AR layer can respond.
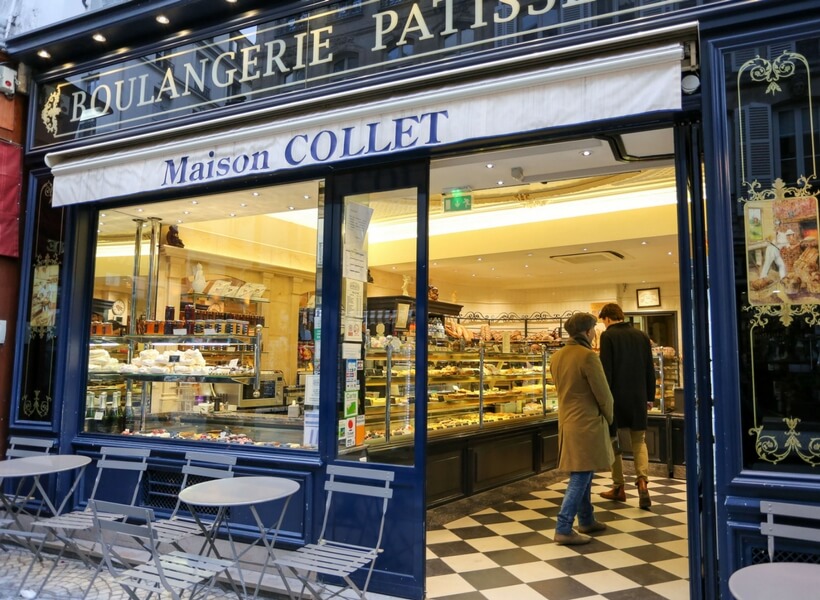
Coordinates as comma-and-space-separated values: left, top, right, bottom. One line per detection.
47, 43, 684, 207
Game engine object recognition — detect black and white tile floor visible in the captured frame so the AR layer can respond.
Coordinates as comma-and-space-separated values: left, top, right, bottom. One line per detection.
426, 474, 690, 600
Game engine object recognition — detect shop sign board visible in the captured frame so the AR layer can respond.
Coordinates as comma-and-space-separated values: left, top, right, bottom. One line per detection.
47, 44, 683, 206
32, 0, 716, 148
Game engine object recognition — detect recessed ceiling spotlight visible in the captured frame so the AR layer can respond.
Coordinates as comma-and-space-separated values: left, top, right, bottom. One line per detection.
288, 206, 295, 210
641, 241, 648, 245
100, 213, 106, 218
485, 163, 494, 169
477, 257, 482, 262
191, 200, 198, 205
177, 219, 183, 224
497, 180, 504, 185
580, 150, 592, 156
668, 251, 673, 256
137, 208, 144, 212
303, 195, 311, 200
92, 33, 107, 43
229, 213, 236, 217
37, 49, 51, 59
524, 264, 529, 268
582, 247, 588, 252
252, 192, 260, 197
527, 252, 533, 257
225, 0, 238, 3
240, 203, 247, 207
156, 15, 170, 24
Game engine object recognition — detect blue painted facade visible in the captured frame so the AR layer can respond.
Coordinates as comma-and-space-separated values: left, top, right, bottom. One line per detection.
5, 1, 820, 598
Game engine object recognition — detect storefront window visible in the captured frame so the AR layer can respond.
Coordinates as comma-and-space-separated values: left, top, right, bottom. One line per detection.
84, 180, 323, 449
726, 37, 820, 471
338, 188, 418, 456
17, 177, 64, 423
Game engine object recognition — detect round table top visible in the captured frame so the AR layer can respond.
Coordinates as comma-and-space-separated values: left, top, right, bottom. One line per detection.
0, 454, 92, 477
729, 561, 820, 598
179, 475, 300, 507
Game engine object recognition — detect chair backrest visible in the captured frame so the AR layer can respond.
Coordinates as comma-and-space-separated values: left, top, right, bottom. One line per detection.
87, 447, 151, 507
5, 436, 56, 459
169, 451, 237, 518
318, 464, 394, 548
760, 500, 820, 561
91, 499, 172, 588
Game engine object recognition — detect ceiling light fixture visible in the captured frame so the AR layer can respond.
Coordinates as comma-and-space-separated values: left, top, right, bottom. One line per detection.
240, 203, 247, 207
252, 192, 260, 196
37, 49, 51, 59
191, 200, 198, 205
288, 206, 295, 210
229, 213, 236, 217
486, 163, 494, 169
497, 180, 504, 185
183, 211, 190, 215
156, 15, 170, 24
92, 33, 106, 42
580, 150, 593, 156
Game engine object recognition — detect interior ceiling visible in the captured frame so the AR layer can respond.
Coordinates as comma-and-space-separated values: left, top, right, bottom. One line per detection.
98, 128, 680, 290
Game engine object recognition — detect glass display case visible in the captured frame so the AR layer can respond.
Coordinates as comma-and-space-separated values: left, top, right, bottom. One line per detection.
652, 349, 679, 413
362, 347, 556, 445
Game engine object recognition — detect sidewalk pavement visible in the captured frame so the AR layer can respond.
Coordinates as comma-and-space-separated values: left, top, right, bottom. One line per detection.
0, 543, 403, 600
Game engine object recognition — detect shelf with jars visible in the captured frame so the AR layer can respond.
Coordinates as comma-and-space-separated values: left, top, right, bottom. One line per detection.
360, 346, 556, 445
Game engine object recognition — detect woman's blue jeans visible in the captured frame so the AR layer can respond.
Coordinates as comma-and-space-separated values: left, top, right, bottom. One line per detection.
556, 471, 595, 535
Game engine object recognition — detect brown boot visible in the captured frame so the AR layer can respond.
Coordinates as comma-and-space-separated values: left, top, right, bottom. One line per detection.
600, 485, 626, 502
637, 479, 651, 509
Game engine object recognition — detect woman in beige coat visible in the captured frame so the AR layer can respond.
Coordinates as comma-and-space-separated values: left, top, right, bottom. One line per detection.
549, 312, 615, 545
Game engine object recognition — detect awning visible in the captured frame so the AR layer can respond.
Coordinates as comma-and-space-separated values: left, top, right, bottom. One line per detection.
46, 43, 684, 207
0, 141, 22, 257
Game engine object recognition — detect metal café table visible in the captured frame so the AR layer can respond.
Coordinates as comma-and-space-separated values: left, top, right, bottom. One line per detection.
728, 562, 820, 599
179, 475, 300, 598
0, 454, 92, 595
0, 454, 92, 528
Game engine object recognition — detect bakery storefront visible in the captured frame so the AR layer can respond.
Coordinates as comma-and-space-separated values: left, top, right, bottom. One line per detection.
7, 0, 820, 598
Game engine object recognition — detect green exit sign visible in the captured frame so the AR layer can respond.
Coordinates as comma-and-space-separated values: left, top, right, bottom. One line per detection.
443, 191, 472, 212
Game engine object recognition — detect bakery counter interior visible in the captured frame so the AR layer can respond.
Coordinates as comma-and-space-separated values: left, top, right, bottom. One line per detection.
119, 409, 306, 449
361, 347, 557, 445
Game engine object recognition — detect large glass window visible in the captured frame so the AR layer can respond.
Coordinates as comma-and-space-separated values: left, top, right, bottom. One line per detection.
84, 180, 323, 450
726, 37, 820, 472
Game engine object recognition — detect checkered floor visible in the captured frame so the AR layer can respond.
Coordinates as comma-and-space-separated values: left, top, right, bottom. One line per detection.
426, 474, 690, 600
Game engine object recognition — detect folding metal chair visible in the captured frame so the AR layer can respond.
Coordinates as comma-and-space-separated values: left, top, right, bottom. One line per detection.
90, 499, 236, 600
151, 451, 237, 551
16, 446, 152, 596
0, 436, 57, 525
275, 464, 395, 600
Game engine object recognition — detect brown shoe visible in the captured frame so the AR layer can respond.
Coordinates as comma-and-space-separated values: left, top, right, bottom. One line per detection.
578, 520, 607, 534
637, 479, 651, 509
600, 485, 626, 502
554, 531, 591, 545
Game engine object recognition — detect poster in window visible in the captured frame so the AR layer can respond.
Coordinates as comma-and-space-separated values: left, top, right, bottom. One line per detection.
30, 264, 59, 329
745, 196, 820, 305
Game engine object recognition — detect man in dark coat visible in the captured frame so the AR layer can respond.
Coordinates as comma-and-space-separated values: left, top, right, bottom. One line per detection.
598, 303, 656, 509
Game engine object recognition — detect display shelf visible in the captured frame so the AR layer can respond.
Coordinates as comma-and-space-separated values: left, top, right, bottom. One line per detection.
180, 291, 269, 304
653, 350, 679, 413
361, 347, 554, 444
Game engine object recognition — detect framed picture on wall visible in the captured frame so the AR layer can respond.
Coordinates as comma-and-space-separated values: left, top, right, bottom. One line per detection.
636, 287, 661, 308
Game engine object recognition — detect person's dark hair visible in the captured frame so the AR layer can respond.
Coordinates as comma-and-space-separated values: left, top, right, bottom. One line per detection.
564, 312, 597, 336
598, 303, 625, 321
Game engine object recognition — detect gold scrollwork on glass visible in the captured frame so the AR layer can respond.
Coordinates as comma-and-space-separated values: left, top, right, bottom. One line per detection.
737, 49, 820, 466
